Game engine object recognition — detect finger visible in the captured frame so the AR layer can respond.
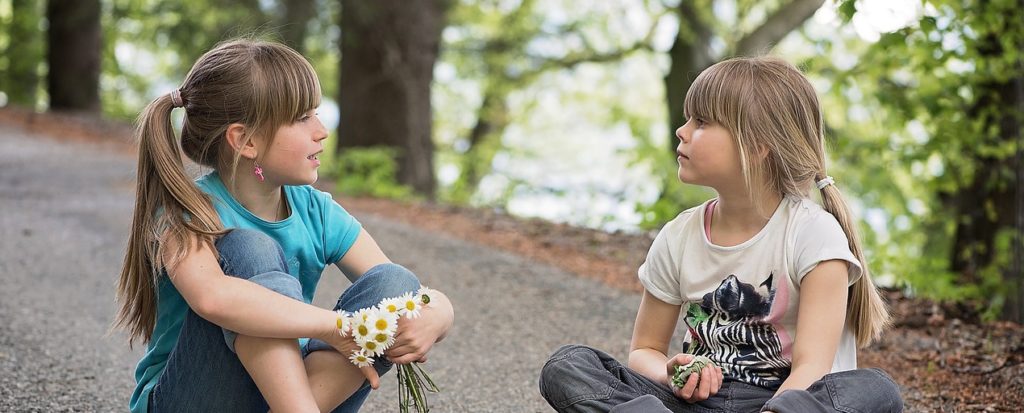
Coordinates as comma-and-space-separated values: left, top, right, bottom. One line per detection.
678, 373, 699, 402
361, 365, 380, 389
712, 366, 723, 395
389, 352, 424, 365
417, 354, 427, 363
708, 366, 721, 396
385, 342, 420, 358
666, 354, 693, 375
695, 366, 712, 400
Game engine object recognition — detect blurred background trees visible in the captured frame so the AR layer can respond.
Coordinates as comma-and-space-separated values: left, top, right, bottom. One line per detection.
0, 0, 1020, 322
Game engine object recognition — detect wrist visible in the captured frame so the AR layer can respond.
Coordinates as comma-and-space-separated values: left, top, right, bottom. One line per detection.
319, 309, 345, 343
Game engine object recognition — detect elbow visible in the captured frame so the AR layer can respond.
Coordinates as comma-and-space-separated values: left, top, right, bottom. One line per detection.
626, 348, 645, 370
191, 289, 225, 321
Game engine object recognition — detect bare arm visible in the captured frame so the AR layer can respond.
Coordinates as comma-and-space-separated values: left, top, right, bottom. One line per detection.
164, 235, 338, 342
335, 228, 391, 278
335, 229, 455, 363
774, 259, 849, 395
629, 290, 722, 402
628, 290, 681, 383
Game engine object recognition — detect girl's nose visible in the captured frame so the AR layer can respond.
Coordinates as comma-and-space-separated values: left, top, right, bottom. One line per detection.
675, 125, 689, 143
314, 117, 329, 141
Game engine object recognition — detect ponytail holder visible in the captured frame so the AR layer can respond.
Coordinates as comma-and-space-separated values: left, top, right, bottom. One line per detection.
170, 89, 184, 108
816, 175, 835, 190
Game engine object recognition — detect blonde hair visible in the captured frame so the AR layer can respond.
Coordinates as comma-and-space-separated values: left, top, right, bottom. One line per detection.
683, 56, 890, 348
114, 39, 322, 346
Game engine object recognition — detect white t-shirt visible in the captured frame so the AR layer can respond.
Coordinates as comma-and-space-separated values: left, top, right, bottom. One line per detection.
638, 196, 862, 390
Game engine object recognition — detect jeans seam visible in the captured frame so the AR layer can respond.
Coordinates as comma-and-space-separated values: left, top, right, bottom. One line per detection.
551, 377, 615, 409
824, 374, 859, 413
870, 368, 899, 388
543, 346, 587, 368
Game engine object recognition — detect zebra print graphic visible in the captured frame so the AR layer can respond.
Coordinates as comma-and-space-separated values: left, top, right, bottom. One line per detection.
683, 273, 790, 389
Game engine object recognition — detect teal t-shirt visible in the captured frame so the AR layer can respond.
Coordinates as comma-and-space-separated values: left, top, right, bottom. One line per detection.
129, 171, 362, 413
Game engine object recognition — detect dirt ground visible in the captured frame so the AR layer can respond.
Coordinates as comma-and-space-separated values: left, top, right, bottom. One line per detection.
4, 107, 1021, 412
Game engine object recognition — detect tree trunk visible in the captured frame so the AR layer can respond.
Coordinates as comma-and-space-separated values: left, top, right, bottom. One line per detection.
943, 26, 1023, 321
663, 0, 714, 153
1010, 67, 1024, 322
337, 0, 449, 198
46, 0, 101, 112
6, 0, 43, 107
279, 0, 315, 53
663, 0, 825, 154
451, 89, 510, 202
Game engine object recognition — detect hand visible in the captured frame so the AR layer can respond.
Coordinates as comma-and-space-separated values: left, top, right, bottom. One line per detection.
384, 311, 442, 365
319, 320, 381, 389
666, 354, 722, 403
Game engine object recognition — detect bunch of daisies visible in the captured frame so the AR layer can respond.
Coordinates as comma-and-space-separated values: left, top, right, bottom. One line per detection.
336, 287, 438, 413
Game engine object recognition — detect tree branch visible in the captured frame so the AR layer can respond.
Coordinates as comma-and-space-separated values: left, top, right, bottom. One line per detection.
735, 0, 825, 55
518, 9, 669, 84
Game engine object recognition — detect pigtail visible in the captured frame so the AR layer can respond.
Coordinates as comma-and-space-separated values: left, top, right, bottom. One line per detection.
817, 178, 891, 348
113, 92, 223, 347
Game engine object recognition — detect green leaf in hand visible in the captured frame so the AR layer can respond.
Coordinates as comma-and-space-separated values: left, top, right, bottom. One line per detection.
670, 355, 714, 389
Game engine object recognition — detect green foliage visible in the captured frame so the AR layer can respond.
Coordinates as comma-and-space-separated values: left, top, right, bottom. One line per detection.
631, 127, 715, 229
436, 0, 664, 207
0, 0, 45, 108
819, 0, 1023, 314
333, 147, 417, 200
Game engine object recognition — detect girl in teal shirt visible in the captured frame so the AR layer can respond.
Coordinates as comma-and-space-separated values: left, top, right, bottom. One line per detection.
114, 39, 455, 413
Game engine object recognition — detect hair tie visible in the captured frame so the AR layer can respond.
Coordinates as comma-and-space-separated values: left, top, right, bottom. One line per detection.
816, 175, 835, 190
170, 89, 184, 108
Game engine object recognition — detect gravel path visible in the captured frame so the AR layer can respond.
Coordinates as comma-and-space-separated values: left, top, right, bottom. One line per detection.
0, 124, 645, 412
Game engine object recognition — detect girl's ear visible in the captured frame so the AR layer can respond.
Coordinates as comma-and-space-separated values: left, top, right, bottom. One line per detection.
224, 123, 258, 160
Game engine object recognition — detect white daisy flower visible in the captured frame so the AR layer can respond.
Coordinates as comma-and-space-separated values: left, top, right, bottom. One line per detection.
335, 310, 351, 337
378, 296, 406, 317
349, 349, 374, 368
367, 308, 399, 336
357, 336, 387, 356
350, 310, 373, 341
400, 292, 423, 319
370, 331, 395, 349
353, 308, 372, 323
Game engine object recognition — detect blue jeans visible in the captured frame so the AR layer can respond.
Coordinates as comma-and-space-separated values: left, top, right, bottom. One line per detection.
539, 345, 904, 413
149, 229, 420, 412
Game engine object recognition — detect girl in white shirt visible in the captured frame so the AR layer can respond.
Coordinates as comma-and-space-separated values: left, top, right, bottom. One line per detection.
539, 56, 902, 413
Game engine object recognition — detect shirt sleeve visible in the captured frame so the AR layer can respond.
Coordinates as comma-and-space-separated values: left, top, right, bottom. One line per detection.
319, 190, 363, 265
638, 223, 683, 305
791, 210, 863, 286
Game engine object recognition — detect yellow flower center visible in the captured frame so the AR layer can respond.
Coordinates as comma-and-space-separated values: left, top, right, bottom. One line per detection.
375, 319, 389, 330
387, 304, 398, 312
375, 333, 389, 343
357, 325, 368, 336
365, 341, 377, 350
405, 301, 416, 311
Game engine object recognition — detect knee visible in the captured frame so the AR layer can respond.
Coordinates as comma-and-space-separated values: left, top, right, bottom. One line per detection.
358, 263, 421, 298
216, 229, 288, 279
818, 368, 903, 413
540, 345, 617, 409
866, 368, 904, 410
539, 345, 598, 397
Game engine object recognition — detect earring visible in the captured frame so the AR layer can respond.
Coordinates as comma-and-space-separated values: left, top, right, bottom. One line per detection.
254, 162, 265, 182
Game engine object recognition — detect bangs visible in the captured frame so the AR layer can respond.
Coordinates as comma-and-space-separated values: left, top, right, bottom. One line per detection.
251, 43, 322, 135
682, 59, 752, 128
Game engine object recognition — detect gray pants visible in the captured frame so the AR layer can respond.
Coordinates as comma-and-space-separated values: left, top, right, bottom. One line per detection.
539, 345, 903, 413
